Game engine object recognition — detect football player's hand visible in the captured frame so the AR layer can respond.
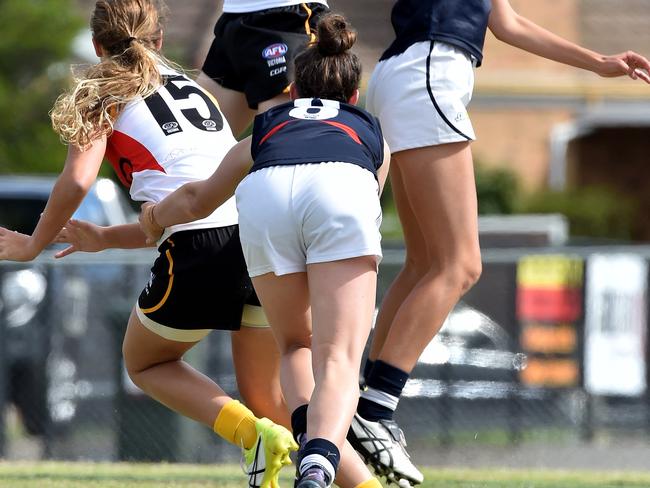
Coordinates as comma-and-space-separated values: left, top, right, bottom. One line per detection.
54, 219, 105, 258
0, 227, 38, 262
597, 51, 650, 83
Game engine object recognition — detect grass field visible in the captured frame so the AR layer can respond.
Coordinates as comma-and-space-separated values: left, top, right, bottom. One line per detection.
1, 462, 650, 488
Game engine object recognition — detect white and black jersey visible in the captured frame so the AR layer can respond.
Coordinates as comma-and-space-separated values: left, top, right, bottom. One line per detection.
105, 66, 239, 239
105, 66, 264, 335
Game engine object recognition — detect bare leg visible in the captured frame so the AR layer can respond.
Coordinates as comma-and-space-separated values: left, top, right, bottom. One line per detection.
252, 262, 377, 486
369, 159, 429, 360
251, 272, 313, 411
371, 142, 483, 372
122, 308, 229, 427
231, 322, 290, 428
306, 258, 377, 446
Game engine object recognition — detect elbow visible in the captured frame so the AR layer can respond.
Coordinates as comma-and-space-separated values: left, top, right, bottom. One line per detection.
490, 27, 506, 42
489, 12, 524, 43
64, 163, 98, 194
186, 188, 213, 221
490, 23, 513, 43
58, 177, 90, 201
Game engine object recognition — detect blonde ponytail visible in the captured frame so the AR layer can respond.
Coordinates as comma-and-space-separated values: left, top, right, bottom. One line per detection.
51, 0, 171, 149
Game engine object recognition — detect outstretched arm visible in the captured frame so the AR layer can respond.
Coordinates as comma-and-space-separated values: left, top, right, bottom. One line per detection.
54, 220, 153, 258
488, 0, 650, 82
139, 136, 253, 242
0, 140, 105, 261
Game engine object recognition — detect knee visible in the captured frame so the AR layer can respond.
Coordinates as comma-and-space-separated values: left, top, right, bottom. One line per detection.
122, 350, 140, 385
121, 342, 149, 387
277, 334, 312, 356
238, 375, 285, 418
311, 344, 355, 377
437, 253, 482, 297
403, 253, 431, 282
461, 251, 482, 292
452, 254, 482, 295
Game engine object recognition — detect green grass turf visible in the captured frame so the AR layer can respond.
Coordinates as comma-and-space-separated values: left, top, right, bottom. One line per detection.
1, 463, 650, 488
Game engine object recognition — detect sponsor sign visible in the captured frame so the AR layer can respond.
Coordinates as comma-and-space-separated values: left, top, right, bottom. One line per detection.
517, 255, 583, 322
584, 254, 647, 396
516, 255, 583, 387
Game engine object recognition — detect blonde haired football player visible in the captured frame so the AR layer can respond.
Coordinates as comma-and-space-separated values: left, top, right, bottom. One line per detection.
0, 2, 297, 486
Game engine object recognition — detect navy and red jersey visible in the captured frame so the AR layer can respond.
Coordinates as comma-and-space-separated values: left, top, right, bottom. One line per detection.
250, 98, 384, 177
381, 0, 492, 65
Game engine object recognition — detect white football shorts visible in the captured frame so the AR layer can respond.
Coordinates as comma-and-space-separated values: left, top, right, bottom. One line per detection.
235, 162, 383, 277
366, 40, 476, 153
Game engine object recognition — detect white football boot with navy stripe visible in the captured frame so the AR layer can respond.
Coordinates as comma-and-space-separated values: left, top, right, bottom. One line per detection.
348, 413, 423, 487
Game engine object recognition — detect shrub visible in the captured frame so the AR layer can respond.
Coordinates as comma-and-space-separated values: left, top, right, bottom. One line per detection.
518, 186, 637, 241
475, 164, 519, 215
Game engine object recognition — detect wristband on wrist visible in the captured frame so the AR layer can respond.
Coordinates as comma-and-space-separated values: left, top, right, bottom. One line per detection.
148, 204, 164, 235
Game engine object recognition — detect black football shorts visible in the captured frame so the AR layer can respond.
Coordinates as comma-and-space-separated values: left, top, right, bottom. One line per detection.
137, 225, 262, 340
202, 3, 329, 109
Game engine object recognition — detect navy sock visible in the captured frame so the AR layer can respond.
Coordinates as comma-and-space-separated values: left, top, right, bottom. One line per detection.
299, 438, 340, 482
291, 404, 308, 444
357, 360, 409, 421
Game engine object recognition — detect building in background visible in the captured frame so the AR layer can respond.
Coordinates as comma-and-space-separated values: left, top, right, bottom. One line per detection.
74, 0, 650, 236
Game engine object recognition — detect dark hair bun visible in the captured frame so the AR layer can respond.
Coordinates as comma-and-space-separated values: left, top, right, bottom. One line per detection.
317, 13, 356, 56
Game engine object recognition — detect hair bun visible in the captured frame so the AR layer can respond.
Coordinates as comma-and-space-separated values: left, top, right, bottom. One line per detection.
316, 13, 356, 56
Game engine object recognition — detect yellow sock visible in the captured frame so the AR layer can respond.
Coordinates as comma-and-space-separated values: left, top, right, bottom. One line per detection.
213, 399, 258, 449
354, 478, 383, 488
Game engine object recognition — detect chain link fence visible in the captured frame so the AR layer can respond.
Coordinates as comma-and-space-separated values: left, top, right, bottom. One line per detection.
1, 244, 650, 466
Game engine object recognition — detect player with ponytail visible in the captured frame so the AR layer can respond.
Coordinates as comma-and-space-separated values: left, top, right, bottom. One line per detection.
0, 2, 297, 487
140, 13, 388, 488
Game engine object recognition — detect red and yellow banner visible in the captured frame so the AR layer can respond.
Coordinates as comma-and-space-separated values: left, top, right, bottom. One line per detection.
516, 255, 583, 388
517, 255, 583, 322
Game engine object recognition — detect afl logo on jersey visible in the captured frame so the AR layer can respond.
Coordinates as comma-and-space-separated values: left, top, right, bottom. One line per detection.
202, 120, 217, 130
162, 121, 180, 134
262, 43, 288, 60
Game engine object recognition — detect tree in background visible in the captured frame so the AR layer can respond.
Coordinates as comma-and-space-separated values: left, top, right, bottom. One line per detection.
475, 164, 519, 215
0, 0, 82, 173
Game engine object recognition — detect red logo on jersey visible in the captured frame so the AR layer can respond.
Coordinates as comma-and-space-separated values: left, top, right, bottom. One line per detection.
106, 131, 166, 187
